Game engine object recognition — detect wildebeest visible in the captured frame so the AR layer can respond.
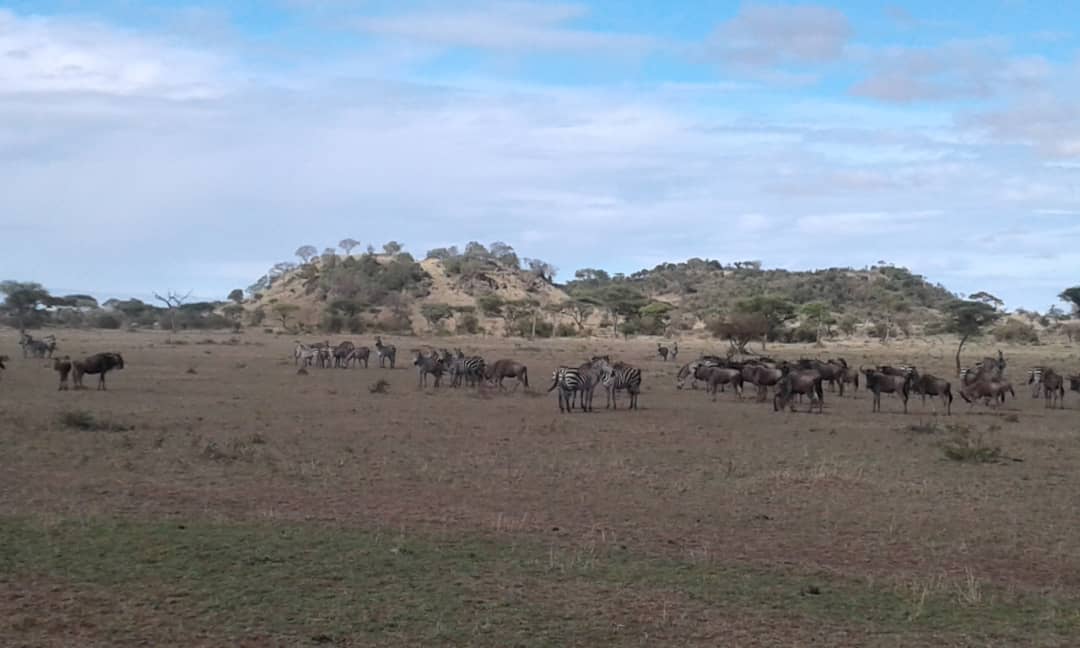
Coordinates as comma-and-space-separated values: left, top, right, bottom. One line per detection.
675, 356, 723, 390
374, 336, 397, 369
53, 356, 72, 391
741, 362, 783, 401
695, 365, 743, 401
959, 380, 1015, 408
485, 359, 529, 392
773, 370, 824, 413
332, 341, 355, 368
1040, 369, 1065, 409
348, 346, 371, 368
412, 350, 445, 388
657, 343, 669, 361
911, 371, 953, 415
72, 352, 124, 391
862, 367, 913, 414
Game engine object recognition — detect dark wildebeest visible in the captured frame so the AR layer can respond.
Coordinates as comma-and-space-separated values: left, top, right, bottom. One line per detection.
773, 370, 824, 413
332, 341, 355, 368
657, 343, 669, 361
1040, 369, 1065, 409
695, 365, 743, 401
349, 346, 371, 368
742, 362, 783, 401
910, 370, 952, 415
54, 356, 72, 391
675, 356, 724, 390
862, 367, 913, 414
486, 359, 529, 392
72, 352, 124, 391
796, 358, 849, 395
1069, 374, 1080, 395
960, 380, 1015, 408
412, 351, 445, 388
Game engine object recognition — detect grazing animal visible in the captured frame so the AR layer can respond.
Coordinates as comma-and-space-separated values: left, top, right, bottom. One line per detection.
349, 346, 371, 368
412, 351, 445, 388
53, 356, 72, 390
332, 341, 356, 368
773, 370, 824, 413
1040, 369, 1065, 409
670, 342, 678, 362
960, 380, 1015, 408
374, 336, 397, 369
742, 362, 783, 401
485, 359, 529, 392
72, 352, 124, 391
548, 366, 598, 412
19, 334, 55, 359
657, 343, 669, 361
1069, 374, 1080, 394
675, 357, 722, 390
449, 350, 485, 388
695, 365, 743, 401
862, 367, 913, 414
911, 371, 953, 415
592, 357, 642, 410
1027, 367, 1047, 398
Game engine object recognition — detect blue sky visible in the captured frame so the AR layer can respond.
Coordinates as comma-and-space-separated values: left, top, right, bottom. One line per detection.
2, 1, 1079, 310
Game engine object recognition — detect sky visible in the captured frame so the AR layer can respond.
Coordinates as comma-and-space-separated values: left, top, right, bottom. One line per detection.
1, 1, 1079, 309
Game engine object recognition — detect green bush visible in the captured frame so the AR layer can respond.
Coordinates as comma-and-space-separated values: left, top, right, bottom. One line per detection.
555, 323, 578, 337
92, 313, 122, 329
457, 312, 480, 334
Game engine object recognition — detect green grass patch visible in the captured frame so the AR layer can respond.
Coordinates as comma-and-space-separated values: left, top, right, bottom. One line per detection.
0, 517, 1076, 646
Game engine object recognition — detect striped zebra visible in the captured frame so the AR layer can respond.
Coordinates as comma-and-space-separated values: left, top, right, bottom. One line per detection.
592, 357, 642, 410
547, 364, 600, 412
374, 336, 396, 369
449, 350, 486, 388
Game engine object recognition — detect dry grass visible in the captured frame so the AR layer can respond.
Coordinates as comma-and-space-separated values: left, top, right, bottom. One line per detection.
2, 328, 1079, 645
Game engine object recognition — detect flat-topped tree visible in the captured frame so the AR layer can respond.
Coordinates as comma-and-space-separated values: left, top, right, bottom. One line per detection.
1060, 286, 1080, 315
944, 299, 1002, 376
0, 281, 51, 331
295, 245, 317, 264
339, 238, 360, 257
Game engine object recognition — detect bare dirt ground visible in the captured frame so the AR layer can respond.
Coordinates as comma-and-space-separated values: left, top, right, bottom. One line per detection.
2, 328, 1079, 646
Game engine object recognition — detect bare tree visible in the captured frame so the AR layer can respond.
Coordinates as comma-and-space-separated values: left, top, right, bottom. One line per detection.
154, 290, 192, 333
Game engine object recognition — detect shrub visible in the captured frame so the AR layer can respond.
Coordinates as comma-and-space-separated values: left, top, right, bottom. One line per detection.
58, 410, 131, 432
940, 425, 1003, 463
457, 312, 480, 334
92, 313, 122, 329
555, 323, 578, 337
993, 319, 1039, 344
477, 294, 505, 317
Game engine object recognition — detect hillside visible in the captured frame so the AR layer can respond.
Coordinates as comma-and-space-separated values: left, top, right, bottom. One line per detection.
239, 248, 960, 339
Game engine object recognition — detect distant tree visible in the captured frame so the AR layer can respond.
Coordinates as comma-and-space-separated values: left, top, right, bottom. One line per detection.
560, 300, 594, 333
464, 241, 489, 259
154, 290, 192, 333
489, 241, 519, 268
525, 258, 557, 283
476, 294, 505, 317
838, 313, 859, 337
339, 238, 360, 256
382, 241, 403, 256
365, 244, 376, 255
1060, 286, 1080, 315
222, 304, 244, 331
735, 296, 796, 349
0, 281, 51, 331
228, 289, 244, 304
295, 245, 318, 264
420, 303, 454, 330
426, 247, 455, 260
1047, 304, 1069, 321
601, 286, 649, 337
800, 302, 832, 343
574, 268, 610, 283
943, 299, 1002, 375
970, 291, 1005, 311
272, 303, 300, 331
709, 313, 769, 353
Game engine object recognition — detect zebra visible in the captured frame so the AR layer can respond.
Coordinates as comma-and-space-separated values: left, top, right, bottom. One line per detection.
347, 346, 371, 368
670, 341, 678, 362
448, 349, 485, 387
592, 357, 642, 410
548, 364, 600, 412
413, 350, 444, 388
295, 346, 320, 368
374, 336, 396, 369
19, 334, 55, 359
1027, 366, 1047, 398
332, 341, 355, 368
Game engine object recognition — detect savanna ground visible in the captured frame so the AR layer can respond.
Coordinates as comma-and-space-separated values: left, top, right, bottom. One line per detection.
1, 328, 1079, 647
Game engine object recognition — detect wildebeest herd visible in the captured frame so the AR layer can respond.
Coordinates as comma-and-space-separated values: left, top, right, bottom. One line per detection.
5, 333, 1080, 416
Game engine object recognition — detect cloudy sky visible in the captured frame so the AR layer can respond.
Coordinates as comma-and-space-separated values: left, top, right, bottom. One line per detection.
2, 1, 1079, 309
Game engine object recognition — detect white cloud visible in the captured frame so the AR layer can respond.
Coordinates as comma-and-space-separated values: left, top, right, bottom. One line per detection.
352, 1, 657, 55
707, 3, 851, 69
0, 9, 228, 98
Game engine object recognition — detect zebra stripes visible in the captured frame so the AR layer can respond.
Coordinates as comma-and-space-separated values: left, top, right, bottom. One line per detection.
593, 358, 642, 410
548, 366, 598, 412
450, 355, 486, 388
1027, 366, 1047, 398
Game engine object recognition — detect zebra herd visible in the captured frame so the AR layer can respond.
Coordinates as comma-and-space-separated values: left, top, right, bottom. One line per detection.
548, 357, 643, 412
294, 336, 396, 370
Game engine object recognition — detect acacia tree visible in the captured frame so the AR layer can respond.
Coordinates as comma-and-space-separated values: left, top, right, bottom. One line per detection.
560, 300, 594, 334
339, 238, 360, 257
272, 303, 300, 331
800, 302, 832, 344
0, 281, 51, 331
154, 290, 192, 333
735, 296, 796, 349
1060, 286, 1080, 315
228, 289, 244, 304
295, 245, 318, 264
710, 312, 768, 353
382, 241, 403, 256
944, 299, 1002, 376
